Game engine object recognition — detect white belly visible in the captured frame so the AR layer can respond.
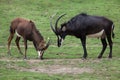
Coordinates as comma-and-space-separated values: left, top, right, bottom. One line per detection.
87, 29, 104, 38
16, 31, 22, 37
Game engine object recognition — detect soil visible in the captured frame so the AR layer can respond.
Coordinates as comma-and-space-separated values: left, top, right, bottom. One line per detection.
0, 58, 95, 74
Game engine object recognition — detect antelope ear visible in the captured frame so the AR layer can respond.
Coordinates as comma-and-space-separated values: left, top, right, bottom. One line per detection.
29, 20, 35, 27
62, 26, 66, 31
29, 20, 33, 23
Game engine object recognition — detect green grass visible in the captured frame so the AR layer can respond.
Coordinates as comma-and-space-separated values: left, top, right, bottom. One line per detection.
0, 0, 120, 80
0, 58, 120, 80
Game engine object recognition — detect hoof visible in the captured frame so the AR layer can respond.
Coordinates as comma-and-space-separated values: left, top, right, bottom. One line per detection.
98, 56, 102, 59
108, 56, 112, 59
23, 57, 27, 60
40, 57, 44, 60
19, 51, 23, 55
36, 57, 43, 60
98, 55, 102, 59
7, 51, 11, 56
82, 57, 87, 60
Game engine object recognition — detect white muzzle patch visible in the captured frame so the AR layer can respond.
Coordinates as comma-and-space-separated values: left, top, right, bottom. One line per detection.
87, 29, 104, 38
38, 51, 42, 58
58, 36, 64, 45
61, 38, 64, 43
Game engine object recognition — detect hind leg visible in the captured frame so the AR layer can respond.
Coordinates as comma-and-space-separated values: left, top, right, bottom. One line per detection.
98, 38, 107, 58
80, 37, 87, 59
107, 36, 113, 58
7, 33, 14, 55
15, 36, 23, 55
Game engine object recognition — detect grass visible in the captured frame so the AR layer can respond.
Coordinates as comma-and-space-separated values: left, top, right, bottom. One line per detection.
0, 0, 120, 80
0, 58, 120, 80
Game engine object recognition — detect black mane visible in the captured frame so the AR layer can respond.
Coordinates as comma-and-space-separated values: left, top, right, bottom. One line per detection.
53, 13, 114, 59
79, 13, 87, 16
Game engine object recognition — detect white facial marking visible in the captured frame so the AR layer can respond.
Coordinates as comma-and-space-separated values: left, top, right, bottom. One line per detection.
37, 51, 41, 58
58, 36, 61, 39
87, 29, 104, 38
16, 31, 22, 37
62, 26, 66, 31
61, 38, 64, 43
58, 36, 64, 45
112, 24, 114, 29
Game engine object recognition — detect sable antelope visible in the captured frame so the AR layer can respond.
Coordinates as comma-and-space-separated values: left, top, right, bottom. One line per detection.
8, 18, 50, 59
50, 13, 114, 59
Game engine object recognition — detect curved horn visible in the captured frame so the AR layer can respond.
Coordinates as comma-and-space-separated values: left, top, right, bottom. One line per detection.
55, 14, 66, 32
42, 39, 50, 50
50, 16, 57, 34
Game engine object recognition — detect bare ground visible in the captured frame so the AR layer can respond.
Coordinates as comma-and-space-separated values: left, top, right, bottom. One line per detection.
0, 58, 96, 74
19, 64, 93, 74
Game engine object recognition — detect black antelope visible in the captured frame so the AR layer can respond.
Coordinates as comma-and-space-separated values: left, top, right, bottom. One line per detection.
50, 13, 114, 59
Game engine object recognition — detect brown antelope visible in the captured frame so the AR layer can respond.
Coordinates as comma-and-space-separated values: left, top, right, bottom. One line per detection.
7, 18, 50, 59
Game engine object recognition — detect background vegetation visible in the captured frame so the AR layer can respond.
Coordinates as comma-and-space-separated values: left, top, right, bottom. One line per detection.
0, 0, 120, 80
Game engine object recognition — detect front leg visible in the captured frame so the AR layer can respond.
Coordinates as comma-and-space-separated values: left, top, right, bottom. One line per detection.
24, 39, 27, 59
80, 37, 87, 59
15, 36, 23, 55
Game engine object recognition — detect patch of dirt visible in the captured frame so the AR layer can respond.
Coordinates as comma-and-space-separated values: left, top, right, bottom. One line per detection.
20, 65, 93, 74
0, 58, 94, 74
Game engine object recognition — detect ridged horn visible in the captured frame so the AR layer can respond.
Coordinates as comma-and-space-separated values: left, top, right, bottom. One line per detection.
42, 39, 50, 50
50, 16, 57, 34
55, 14, 66, 32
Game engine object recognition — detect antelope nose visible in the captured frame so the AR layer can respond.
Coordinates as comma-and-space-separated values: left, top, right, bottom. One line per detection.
58, 43, 61, 47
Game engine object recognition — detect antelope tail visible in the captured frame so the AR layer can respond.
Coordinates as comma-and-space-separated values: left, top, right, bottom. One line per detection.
112, 24, 115, 38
